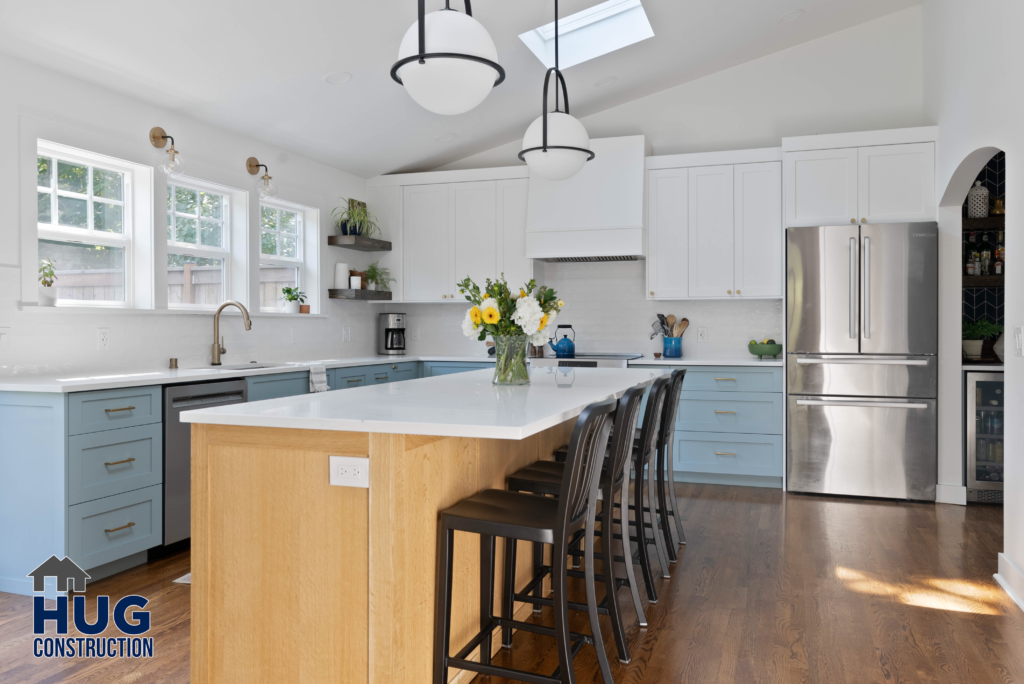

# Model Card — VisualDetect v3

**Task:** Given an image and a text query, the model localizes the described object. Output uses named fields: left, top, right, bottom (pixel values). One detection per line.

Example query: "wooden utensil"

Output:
left=665, top=315, right=677, bottom=328
left=676, top=318, right=690, bottom=337
left=672, top=322, right=682, bottom=337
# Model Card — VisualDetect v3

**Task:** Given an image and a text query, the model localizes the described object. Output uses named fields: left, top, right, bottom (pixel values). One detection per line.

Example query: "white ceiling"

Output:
left=0, top=0, right=919, bottom=178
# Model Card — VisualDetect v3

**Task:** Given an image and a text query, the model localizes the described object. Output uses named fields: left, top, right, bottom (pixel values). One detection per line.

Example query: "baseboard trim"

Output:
left=673, top=471, right=783, bottom=489
left=995, top=553, right=1024, bottom=615
left=936, top=484, right=967, bottom=506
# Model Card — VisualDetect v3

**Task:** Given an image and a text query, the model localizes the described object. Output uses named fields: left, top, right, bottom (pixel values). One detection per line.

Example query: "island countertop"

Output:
left=181, top=366, right=663, bottom=440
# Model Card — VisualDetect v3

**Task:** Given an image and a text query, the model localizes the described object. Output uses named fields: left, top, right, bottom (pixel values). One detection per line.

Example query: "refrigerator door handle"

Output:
left=795, top=399, right=928, bottom=409
left=849, top=237, right=857, bottom=339
left=795, top=358, right=929, bottom=366
left=862, top=236, right=871, bottom=339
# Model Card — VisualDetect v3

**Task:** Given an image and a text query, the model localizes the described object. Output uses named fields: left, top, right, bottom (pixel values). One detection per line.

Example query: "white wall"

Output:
left=0, top=53, right=381, bottom=376
left=438, top=7, right=927, bottom=171
left=923, top=0, right=1024, bottom=611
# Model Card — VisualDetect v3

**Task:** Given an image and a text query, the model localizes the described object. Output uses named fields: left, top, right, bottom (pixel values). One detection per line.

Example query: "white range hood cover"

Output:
left=526, top=135, right=649, bottom=260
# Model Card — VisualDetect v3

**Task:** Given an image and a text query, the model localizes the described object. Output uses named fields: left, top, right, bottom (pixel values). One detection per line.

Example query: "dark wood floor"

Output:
left=1, top=484, right=1021, bottom=683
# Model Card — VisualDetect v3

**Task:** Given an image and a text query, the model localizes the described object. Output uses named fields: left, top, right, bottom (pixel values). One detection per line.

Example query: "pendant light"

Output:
left=391, top=0, right=505, bottom=115
left=518, top=0, right=594, bottom=181
left=246, top=157, right=277, bottom=200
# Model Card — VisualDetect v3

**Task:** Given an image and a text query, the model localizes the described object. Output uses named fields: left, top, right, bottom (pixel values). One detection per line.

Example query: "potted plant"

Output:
left=281, top=287, right=306, bottom=314
left=332, top=198, right=381, bottom=238
left=365, top=260, right=395, bottom=292
left=38, top=258, right=58, bottom=307
left=962, top=319, right=1003, bottom=359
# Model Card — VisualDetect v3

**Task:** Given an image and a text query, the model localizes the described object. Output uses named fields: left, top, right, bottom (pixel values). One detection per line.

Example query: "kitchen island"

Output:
left=182, top=366, right=662, bottom=684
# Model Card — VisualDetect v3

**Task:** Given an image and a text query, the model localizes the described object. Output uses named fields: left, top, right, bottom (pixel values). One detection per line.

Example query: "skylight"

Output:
left=519, top=0, right=655, bottom=70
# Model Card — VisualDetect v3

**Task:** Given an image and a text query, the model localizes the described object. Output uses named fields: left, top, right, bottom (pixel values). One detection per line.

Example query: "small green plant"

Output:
left=366, top=260, right=396, bottom=291
left=38, top=258, right=57, bottom=287
left=281, top=287, right=306, bottom=303
left=332, top=198, right=380, bottom=238
left=962, top=319, right=1003, bottom=340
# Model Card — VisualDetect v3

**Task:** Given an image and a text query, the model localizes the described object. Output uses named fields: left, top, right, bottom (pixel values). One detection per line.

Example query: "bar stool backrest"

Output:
left=659, top=369, right=686, bottom=447
left=557, top=398, right=617, bottom=539
left=637, top=375, right=670, bottom=463
left=608, top=384, right=647, bottom=485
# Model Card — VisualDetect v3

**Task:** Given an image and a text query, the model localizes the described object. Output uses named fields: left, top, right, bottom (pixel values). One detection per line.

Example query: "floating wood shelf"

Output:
left=962, top=216, right=1004, bottom=232
left=327, top=235, right=392, bottom=252
left=963, top=275, right=1004, bottom=287
left=328, top=288, right=392, bottom=301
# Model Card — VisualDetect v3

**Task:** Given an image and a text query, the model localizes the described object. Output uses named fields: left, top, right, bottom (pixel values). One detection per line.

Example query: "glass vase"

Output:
left=492, top=335, right=531, bottom=386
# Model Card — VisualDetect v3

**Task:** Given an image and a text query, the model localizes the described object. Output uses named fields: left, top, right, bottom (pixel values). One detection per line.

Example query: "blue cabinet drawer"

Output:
left=68, top=386, right=161, bottom=435
left=68, top=424, right=163, bottom=505
left=364, top=365, right=394, bottom=384
left=332, top=368, right=368, bottom=390
left=423, top=361, right=492, bottom=377
left=674, top=432, right=783, bottom=477
left=68, top=484, right=163, bottom=570
left=680, top=367, right=783, bottom=393
left=247, top=371, right=310, bottom=402
left=675, top=391, right=783, bottom=434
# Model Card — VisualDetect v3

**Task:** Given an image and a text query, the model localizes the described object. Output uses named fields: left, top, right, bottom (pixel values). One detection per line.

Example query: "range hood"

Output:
left=526, top=135, right=649, bottom=260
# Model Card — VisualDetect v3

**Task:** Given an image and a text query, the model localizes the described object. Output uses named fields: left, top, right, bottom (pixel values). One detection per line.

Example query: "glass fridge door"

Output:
left=966, top=372, right=1004, bottom=500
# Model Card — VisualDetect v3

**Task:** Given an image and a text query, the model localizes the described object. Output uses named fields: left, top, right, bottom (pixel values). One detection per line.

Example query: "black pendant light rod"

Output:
left=391, top=0, right=505, bottom=86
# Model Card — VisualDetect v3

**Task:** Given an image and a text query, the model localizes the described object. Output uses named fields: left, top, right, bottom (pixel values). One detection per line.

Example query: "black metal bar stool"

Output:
left=434, top=398, right=617, bottom=684
left=505, top=384, right=647, bottom=664
left=656, top=369, right=687, bottom=556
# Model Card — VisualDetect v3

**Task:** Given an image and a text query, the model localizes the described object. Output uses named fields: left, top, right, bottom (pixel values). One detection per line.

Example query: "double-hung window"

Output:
left=259, top=203, right=303, bottom=311
left=37, top=151, right=132, bottom=305
left=167, top=183, right=230, bottom=308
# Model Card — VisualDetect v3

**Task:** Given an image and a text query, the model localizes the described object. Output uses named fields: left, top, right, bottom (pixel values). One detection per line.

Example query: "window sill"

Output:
left=18, top=304, right=328, bottom=318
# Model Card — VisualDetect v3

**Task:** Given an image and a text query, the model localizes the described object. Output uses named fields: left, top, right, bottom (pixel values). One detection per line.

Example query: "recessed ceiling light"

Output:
left=594, top=76, right=618, bottom=88
left=779, top=9, right=805, bottom=23
left=436, top=132, right=457, bottom=142
left=323, top=71, right=353, bottom=85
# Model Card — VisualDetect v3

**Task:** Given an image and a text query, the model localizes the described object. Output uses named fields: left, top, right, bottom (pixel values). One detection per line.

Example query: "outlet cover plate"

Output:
left=329, top=455, right=370, bottom=488
left=97, top=327, right=110, bottom=351
left=697, top=327, right=708, bottom=343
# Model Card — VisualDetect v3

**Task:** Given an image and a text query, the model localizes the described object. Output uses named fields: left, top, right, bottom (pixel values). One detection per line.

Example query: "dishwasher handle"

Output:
left=795, top=358, right=928, bottom=366
left=796, top=399, right=928, bottom=410
left=171, top=391, right=246, bottom=409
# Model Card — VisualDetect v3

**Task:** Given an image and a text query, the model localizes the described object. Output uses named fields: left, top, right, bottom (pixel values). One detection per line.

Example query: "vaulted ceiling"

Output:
left=0, top=0, right=918, bottom=178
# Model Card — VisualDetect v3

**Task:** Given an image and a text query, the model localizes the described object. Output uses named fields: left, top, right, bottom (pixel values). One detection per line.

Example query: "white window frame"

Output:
left=36, top=143, right=136, bottom=308
left=166, top=179, right=233, bottom=310
left=258, top=200, right=307, bottom=311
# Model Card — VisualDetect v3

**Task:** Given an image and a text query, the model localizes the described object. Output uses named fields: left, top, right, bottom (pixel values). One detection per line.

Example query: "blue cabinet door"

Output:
left=673, top=431, right=783, bottom=477
left=423, top=361, right=492, bottom=377
left=247, top=371, right=310, bottom=402
left=675, top=391, right=783, bottom=435
left=332, top=368, right=368, bottom=390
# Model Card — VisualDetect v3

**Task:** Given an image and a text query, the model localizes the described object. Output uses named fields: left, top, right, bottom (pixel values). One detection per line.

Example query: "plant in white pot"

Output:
left=962, top=319, right=1003, bottom=360
left=281, top=287, right=306, bottom=314
left=38, top=258, right=58, bottom=307
left=365, top=260, right=395, bottom=292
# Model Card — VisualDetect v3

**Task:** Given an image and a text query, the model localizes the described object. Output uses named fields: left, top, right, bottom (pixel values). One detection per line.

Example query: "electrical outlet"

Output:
left=329, top=455, right=370, bottom=488
left=341, top=326, right=349, bottom=343
left=411, top=327, right=420, bottom=342
left=1015, top=326, right=1023, bottom=357
left=97, top=328, right=110, bottom=351
left=346, top=326, right=354, bottom=342
left=697, top=327, right=708, bottom=343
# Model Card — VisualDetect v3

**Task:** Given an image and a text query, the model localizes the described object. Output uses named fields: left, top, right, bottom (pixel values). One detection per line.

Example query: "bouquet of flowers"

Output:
left=458, top=275, right=564, bottom=385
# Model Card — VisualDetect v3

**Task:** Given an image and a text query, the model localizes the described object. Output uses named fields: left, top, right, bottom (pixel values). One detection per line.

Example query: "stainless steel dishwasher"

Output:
left=164, top=380, right=247, bottom=545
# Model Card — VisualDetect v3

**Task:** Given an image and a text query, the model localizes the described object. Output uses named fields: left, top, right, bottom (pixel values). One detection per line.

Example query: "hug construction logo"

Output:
left=28, top=555, right=154, bottom=660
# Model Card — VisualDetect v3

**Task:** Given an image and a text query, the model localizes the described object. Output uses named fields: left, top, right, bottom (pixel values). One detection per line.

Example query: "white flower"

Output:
left=461, top=309, right=479, bottom=338
left=530, top=311, right=556, bottom=346
left=513, top=295, right=544, bottom=335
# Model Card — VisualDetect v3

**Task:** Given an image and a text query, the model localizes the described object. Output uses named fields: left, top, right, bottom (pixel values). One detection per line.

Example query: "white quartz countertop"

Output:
left=628, top=355, right=783, bottom=367
left=0, top=355, right=495, bottom=393
left=181, top=367, right=664, bottom=440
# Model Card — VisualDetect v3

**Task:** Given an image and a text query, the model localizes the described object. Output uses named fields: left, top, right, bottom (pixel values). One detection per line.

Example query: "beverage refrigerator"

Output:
left=966, top=371, right=1005, bottom=503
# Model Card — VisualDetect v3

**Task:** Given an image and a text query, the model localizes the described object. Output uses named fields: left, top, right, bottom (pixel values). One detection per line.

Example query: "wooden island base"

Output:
left=191, top=420, right=573, bottom=684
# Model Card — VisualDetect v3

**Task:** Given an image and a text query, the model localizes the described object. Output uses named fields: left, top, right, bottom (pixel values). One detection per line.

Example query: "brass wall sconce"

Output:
left=246, top=157, right=277, bottom=199
left=150, top=127, right=184, bottom=178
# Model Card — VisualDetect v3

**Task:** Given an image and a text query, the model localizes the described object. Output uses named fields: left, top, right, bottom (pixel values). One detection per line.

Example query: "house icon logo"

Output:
left=27, top=556, right=91, bottom=593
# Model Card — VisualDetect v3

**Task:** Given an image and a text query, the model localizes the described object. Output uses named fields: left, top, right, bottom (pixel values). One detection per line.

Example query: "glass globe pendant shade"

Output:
left=258, top=175, right=278, bottom=200
left=160, top=148, right=185, bottom=179
left=396, top=10, right=500, bottom=115
left=521, top=112, right=591, bottom=181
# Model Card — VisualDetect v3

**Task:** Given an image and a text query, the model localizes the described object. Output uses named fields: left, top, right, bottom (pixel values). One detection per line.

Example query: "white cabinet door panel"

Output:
left=647, top=169, right=688, bottom=300
left=496, top=179, right=532, bottom=289
left=688, top=165, right=734, bottom=298
left=403, top=184, right=449, bottom=302
left=734, top=162, right=782, bottom=298
left=857, top=143, right=935, bottom=223
left=784, top=148, right=858, bottom=227
left=450, top=181, right=497, bottom=299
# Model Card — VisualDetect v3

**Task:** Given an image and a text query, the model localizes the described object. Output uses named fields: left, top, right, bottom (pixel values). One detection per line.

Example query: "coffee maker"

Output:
left=378, top=313, right=406, bottom=356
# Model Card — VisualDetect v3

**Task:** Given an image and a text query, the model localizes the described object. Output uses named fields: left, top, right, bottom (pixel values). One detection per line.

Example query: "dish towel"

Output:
left=309, top=364, right=329, bottom=392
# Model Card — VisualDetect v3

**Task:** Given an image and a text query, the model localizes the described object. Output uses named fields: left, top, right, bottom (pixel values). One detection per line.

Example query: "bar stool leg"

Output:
left=645, top=459, right=671, bottom=578
left=600, top=482, right=630, bottom=662
left=664, top=443, right=686, bottom=546
left=632, top=458, right=658, bottom=604
left=614, top=478, right=647, bottom=627
left=656, top=446, right=679, bottom=562
left=585, top=505, right=615, bottom=683
left=502, top=536, right=518, bottom=648
left=480, top=534, right=495, bottom=666
left=531, top=541, right=544, bottom=613
left=551, top=541, right=576, bottom=684
left=434, top=525, right=455, bottom=684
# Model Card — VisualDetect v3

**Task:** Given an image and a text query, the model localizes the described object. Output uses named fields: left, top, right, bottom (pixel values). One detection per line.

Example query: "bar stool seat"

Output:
left=442, top=489, right=560, bottom=544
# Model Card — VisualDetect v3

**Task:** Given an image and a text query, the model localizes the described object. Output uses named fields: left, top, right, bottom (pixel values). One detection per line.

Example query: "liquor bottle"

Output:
left=967, top=232, right=978, bottom=275
left=996, top=231, right=1005, bottom=275
left=979, top=232, right=993, bottom=275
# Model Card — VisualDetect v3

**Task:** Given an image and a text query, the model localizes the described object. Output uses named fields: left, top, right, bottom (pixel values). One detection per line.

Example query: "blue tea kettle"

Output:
left=548, top=325, right=576, bottom=358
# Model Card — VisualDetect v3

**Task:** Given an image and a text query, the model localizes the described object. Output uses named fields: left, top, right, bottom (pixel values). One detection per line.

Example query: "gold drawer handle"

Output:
left=104, top=522, right=135, bottom=533
left=347, top=379, right=362, bottom=384
left=714, top=410, right=736, bottom=414
left=392, top=365, right=398, bottom=370
left=375, top=375, right=388, bottom=380
left=713, top=378, right=735, bottom=382
left=104, top=457, right=136, bottom=467
left=105, top=406, right=135, bottom=413
left=714, top=452, right=736, bottom=456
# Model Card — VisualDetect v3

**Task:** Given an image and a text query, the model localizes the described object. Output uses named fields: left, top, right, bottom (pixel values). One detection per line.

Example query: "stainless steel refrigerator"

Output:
left=786, top=222, right=938, bottom=501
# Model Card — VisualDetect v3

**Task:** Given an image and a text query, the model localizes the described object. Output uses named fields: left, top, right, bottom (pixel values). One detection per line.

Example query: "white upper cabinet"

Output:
left=450, top=181, right=497, bottom=296
left=857, top=143, right=936, bottom=223
left=403, top=184, right=450, bottom=302
left=784, top=148, right=859, bottom=227
left=646, top=169, right=688, bottom=300
left=496, top=179, right=532, bottom=289
left=688, top=165, right=735, bottom=298
left=734, top=162, right=783, bottom=298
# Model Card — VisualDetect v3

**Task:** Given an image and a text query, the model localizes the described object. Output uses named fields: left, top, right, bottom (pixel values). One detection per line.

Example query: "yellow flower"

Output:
left=482, top=293, right=489, bottom=300
left=482, top=307, right=500, bottom=325
left=557, top=299, right=564, bottom=308
left=539, top=314, right=548, bottom=329
left=469, top=307, right=482, bottom=325
left=520, top=289, right=527, bottom=298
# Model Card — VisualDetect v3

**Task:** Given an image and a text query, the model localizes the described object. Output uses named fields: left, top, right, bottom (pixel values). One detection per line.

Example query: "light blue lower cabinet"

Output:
left=68, top=484, right=163, bottom=571
left=675, top=391, right=783, bottom=435
left=332, top=368, right=368, bottom=390
left=68, top=423, right=163, bottom=505
left=247, top=371, right=311, bottom=402
left=674, top=432, right=784, bottom=480
left=422, top=361, right=492, bottom=377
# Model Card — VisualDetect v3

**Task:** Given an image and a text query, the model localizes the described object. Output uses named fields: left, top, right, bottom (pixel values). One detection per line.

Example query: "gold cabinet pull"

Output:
left=736, top=289, right=741, bottom=295
left=714, top=452, right=736, bottom=456
left=650, top=291, right=655, bottom=296
left=850, top=218, right=856, bottom=224
left=347, top=379, right=362, bottom=384
left=727, top=290, right=732, bottom=295
left=104, top=522, right=135, bottom=533
left=392, top=365, right=398, bottom=370
left=714, top=410, right=737, bottom=414
left=714, top=377, right=735, bottom=381
left=375, top=375, right=388, bottom=380
left=861, top=218, right=867, bottom=223
left=105, top=406, right=135, bottom=413
left=104, top=457, right=136, bottom=467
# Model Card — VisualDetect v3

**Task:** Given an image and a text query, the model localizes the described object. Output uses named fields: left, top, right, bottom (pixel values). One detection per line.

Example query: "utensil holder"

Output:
left=663, top=336, right=682, bottom=358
